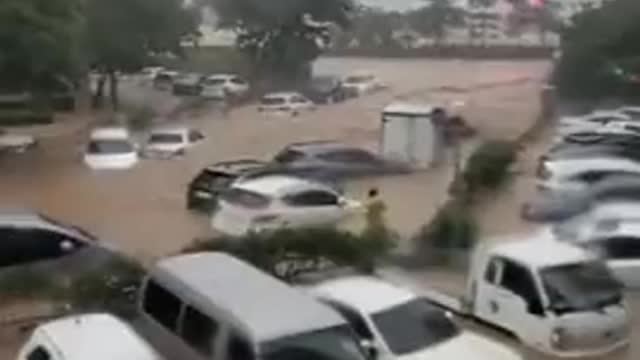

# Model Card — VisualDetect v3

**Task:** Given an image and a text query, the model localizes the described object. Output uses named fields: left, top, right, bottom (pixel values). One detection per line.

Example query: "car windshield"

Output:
left=344, top=76, right=371, bottom=83
left=205, top=78, right=226, bottom=86
left=221, top=188, right=271, bottom=208
left=541, top=261, right=623, bottom=313
left=372, top=299, right=460, bottom=355
left=261, top=97, right=286, bottom=105
left=194, top=170, right=236, bottom=189
left=263, top=325, right=366, bottom=360
left=149, top=133, right=183, bottom=144
left=87, top=139, right=134, bottom=154
left=274, top=149, right=305, bottom=164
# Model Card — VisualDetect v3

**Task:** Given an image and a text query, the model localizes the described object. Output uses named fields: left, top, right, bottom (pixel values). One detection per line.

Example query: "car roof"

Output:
left=233, top=175, right=329, bottom=197
left=205, top=159, right=267, bottom=174
left=152, top=252, right=346, bottom=342
left=383, top=102, right=437, bottom=115
left=37, top=313, right=159, bottom=360
left=206, top=74, right=237, bottom=80
left=490, top=234, right=592, bottom=269
left=546, top=157, right=640, bottom=175
left=284, top=141, right=360, bottom=155
left=310, top=276, right=416, bottom=314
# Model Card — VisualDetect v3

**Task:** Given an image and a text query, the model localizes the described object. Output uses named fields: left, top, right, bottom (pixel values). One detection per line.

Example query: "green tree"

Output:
left=0, top=0, right=83, bottom=98
left=408, top=0, right=464, bottom=46
left=554, top=0, right=640, bottom=98
left=86, top=0, right=199, bottom=109
left=208, top=0, right=355, bottom=84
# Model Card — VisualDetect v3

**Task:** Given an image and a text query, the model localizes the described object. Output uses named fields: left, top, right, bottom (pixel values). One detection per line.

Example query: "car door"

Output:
left=281, top=190, right=343, bottom=227
left=492, top=258, right=551, bottom=348
left=592, top=236, right=640, bottom=288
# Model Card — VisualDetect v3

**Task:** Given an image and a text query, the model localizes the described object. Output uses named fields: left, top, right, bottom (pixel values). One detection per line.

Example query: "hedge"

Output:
left=0, top=110, right=54, bottom=126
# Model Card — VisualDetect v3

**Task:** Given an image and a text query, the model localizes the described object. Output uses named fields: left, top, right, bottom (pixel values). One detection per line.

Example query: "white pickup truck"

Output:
left=460, top=235, right=630, bottom=358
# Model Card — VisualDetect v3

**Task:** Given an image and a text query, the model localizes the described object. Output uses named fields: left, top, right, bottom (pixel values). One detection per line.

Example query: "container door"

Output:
left=381, top=114, right=410, bottom=163
left=411, top=116, right=436, bottom=169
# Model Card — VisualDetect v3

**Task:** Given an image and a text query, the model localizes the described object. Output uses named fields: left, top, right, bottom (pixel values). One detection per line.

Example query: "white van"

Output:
left=17, top=313, right=162, bottom=360
left=137, top=252, right=369, bottom=360
left=466, top=235, right=630, bottom=357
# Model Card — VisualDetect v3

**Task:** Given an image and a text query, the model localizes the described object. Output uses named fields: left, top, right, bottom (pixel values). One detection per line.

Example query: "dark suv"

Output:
left=186, top=159, right=267, bottom=212
left=0, top=211, right=119, bottom=285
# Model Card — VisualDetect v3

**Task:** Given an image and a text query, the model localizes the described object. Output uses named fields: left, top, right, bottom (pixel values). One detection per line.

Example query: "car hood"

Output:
left=398, top=332, right=522, bottom=360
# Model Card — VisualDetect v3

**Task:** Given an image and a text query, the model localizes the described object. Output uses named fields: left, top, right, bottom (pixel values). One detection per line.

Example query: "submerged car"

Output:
left=84, top=127, right=138, bottom=170
left=201, top=74, right=250, bottom=100
left=0, top=129, right=37, bottom=153
left=172, top=73, right=205, bottom=96
left=186, top=159, right=268, bottom=212
left=271, top=141, right=411, bottom=181
left=301, top=76, right=349, bottom=104
left=143, top=126, right=205, bottom=159
left=258, top=92, right=315, bottom=116
left=341, top=72, right=384, bottom=96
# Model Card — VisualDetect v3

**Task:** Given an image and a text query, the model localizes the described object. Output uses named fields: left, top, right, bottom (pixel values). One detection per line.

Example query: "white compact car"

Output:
left=143, top=126, right=205, bottom=159
left=309, top=277, right=523, bottom=360
left=537, top=157, right=640, bottom=194
left=342, top=72, right=384, bottom=96
left=17, top=313, right=163, bottom=360
left=211, top=175, right=359, bottom=236
left=201, top=74, right=249, bottom=99
left=0, top=129, right=37, bottom=153
left=84, top=127, right=138, bottom=170
left=258, top=92, right=315, bottom=116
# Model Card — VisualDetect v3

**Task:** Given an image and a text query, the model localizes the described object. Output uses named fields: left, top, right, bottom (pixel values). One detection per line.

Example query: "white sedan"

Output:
left=84, top=127, right=138, bottom=170
left=211, top=175, right=359, bottom=236
left=308, top=277, right=522, bottom=360
left=0, top=129, right=37, bottom=153
left=142, top=126, right=205, bottom=159
left=258, top=92, right=315, bottom=116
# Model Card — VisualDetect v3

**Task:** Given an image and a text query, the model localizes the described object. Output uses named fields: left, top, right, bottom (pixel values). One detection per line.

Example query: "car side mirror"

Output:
left=360, top=339, right=378, bottom=359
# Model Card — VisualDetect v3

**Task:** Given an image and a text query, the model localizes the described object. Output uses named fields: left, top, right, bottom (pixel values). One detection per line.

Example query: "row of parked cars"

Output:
left=13, top=241, right=524, bottom=360
left=468, top=104, right=640, bottom=357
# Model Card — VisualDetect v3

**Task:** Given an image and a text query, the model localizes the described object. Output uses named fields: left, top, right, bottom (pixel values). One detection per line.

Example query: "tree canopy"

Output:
left=208, top=0, right=355, bottom=82
left=0, top=0, right=84, bottom=92
left=554, top=0, right=640, bottom=98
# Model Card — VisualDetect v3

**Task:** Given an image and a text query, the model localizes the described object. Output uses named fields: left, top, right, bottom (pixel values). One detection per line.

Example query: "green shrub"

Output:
left=417, top=201, right=478, bottom=251
left=462, top=140, right=517, bottom=196
left=183, top=226, right=395, bottom=282
left=0, top=109, right=54, bottom=126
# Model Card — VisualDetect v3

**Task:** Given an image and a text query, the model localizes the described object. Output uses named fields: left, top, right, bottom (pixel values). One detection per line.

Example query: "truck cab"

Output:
left=465, top=234, right=630, bottom=358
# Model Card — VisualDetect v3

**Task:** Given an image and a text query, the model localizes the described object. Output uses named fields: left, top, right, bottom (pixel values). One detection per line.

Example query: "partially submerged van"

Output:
left=465, top=235, right=630, bottom=357
left=137, top=252, right=369, bottom=360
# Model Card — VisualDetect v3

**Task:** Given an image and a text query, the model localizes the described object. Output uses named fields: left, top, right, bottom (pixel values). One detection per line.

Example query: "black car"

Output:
left=186, top=159, right=268, bottom=212
left=270, top=141, right=411, bottom=182
left=301, top=76, right=349, bottom=104
left=0, top=211, right=121, bottom=286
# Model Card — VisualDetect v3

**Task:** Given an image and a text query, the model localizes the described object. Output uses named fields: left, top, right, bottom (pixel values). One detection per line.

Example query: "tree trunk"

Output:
left=108, top=70, right=119, bottom=110
left=93, top=74, right=107, bottom=109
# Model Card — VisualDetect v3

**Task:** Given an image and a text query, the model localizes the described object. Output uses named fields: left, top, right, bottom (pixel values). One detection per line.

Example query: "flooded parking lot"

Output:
left=0, top=58, right=548, bottom=261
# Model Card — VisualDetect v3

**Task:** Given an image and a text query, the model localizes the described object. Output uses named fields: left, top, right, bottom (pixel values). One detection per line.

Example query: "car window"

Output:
left=149, top=133, right=183, bottom=144
left=228, top=332, right=255, bottom=360
left=0, top=228, right=84, bottom=268
left=320, top=150, right=379, bottom=163
left=595, top=236, right=640, bottom=259
left=484, top=258, right=501, bottom=283
left=574, top=171, right=608, bottom=183
left=499, top=260, right=544, bottom=315
left=230, top=78, right=246, bottom=85
left=261, top=97, right=286, bottom=105
left=283, top=190, right=339, bottom=207
left=292, top=95, right=307, bottom=103
left=274, top=149, right=306, bottom=164
left=87, top=139, right=134, bottom=154
left=221, top=188, right=271, bottom=209
left=142, top=280, right=183, bottom=331
left=325, top=300, right=374, bottom=340
left=181, top=305, right=219, bottom=356
left=189, top=130, right=204, bottom=143
left=26, top=347, right=51, bottom=360
left=193, top=170, right=235, bottom=190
